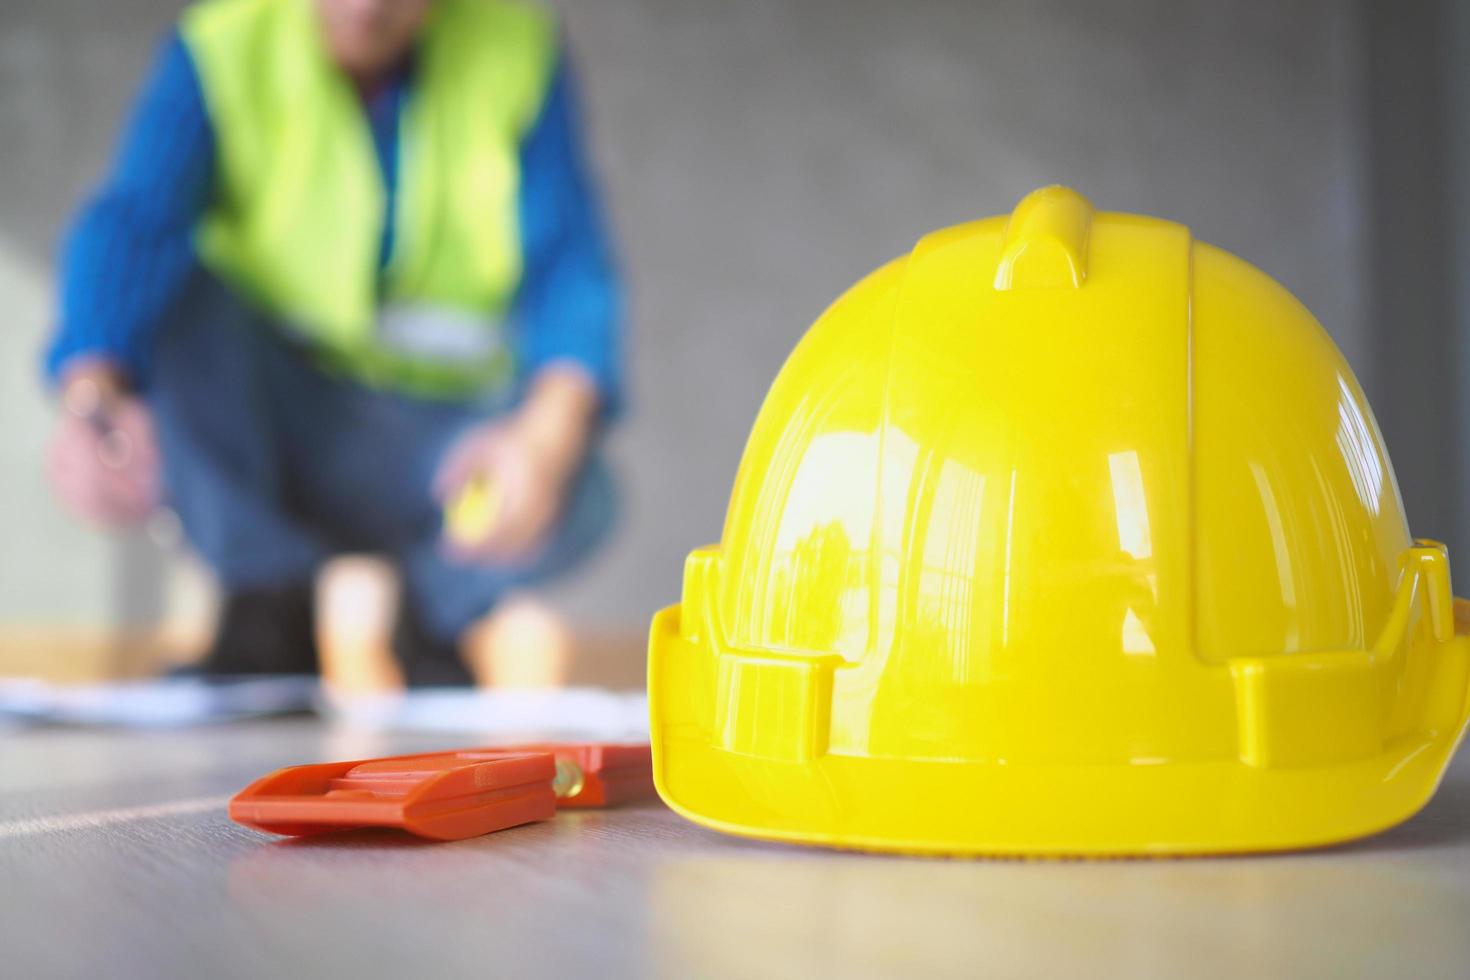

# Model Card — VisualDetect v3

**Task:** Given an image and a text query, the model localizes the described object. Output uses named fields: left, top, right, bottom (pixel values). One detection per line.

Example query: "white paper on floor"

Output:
left=324, top=687, right=649, bottom=741
left=0, top=677, right=648, bottom=739
left=0, top=676, right=319, bottom=728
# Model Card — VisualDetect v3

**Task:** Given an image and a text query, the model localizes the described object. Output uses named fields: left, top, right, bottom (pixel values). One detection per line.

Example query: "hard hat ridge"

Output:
left=992, top=184, right=1093, bottom=290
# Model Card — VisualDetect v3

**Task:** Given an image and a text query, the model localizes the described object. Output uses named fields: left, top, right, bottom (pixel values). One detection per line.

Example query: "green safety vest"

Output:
left=180, top=0, right=557, bottom=398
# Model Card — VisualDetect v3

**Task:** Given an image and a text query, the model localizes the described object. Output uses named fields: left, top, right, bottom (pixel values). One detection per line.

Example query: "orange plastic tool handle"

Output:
left=229, top=743, right=655, bottom=842
left=229, top=750, right=557, bottom=841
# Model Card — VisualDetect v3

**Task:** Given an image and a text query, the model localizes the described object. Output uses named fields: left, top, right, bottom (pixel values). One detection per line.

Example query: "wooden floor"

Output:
left=3, top=719, right=1470, bottom=978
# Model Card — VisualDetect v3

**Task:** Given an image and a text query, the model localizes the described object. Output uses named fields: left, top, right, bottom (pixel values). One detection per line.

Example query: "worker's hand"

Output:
left=46, top=359, right=161, bottom=526
left=434, top=363, right=600, bottom=564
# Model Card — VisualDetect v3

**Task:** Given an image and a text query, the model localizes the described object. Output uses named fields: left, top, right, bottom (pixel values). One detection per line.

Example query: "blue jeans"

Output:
left=146, top=273, right=616, bottom=642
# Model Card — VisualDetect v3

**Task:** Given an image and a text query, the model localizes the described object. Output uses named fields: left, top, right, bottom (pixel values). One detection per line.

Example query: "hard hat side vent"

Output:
left=993, top=185, right=1094, bottom=290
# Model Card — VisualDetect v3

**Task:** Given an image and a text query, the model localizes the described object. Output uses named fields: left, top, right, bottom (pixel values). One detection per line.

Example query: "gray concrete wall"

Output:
left=1448, top=0, right=1470, bottom=570
left=1360, top=0, right=1463, bottom=582
left=0, top=0, right=1373, bottom=627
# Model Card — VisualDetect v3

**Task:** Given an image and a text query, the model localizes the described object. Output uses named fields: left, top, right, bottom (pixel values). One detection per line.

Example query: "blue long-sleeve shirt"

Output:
left=48, top=30, right=622, bottom=412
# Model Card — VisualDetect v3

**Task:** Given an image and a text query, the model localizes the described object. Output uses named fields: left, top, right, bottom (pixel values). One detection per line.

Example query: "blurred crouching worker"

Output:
left=43, top=0, right=622, bottom=685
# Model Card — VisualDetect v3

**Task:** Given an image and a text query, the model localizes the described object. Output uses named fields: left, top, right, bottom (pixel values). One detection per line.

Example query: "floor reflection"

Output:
left=644, top=784, right=1470, bottom=979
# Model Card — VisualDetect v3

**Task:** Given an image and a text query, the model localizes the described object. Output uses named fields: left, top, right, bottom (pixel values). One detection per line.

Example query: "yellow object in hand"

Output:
left=445, top=476, right=503, bottom=547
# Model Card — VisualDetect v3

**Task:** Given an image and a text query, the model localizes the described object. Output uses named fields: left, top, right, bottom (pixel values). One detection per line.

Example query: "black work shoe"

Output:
left=200, top=582, right=320, bottom=676
left=392, top=590, right=474, bottom=688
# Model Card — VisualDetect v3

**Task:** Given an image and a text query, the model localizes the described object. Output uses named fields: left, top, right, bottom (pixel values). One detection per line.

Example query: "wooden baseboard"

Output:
left=0, top=626, right=197, bottom=683
left=0, top=623, right=646, bottom=690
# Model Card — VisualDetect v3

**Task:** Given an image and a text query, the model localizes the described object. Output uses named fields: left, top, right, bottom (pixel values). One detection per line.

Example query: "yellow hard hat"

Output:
left=648, top=185, right=1470, bottom=856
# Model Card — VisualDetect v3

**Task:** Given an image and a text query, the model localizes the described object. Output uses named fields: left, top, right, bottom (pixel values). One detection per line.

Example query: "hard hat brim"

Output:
left=648, top=606, right=1470, bottom=857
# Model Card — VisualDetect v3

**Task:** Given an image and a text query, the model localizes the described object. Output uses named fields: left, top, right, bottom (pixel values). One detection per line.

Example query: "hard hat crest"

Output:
left=992, top=184, right=1093, bottom=290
